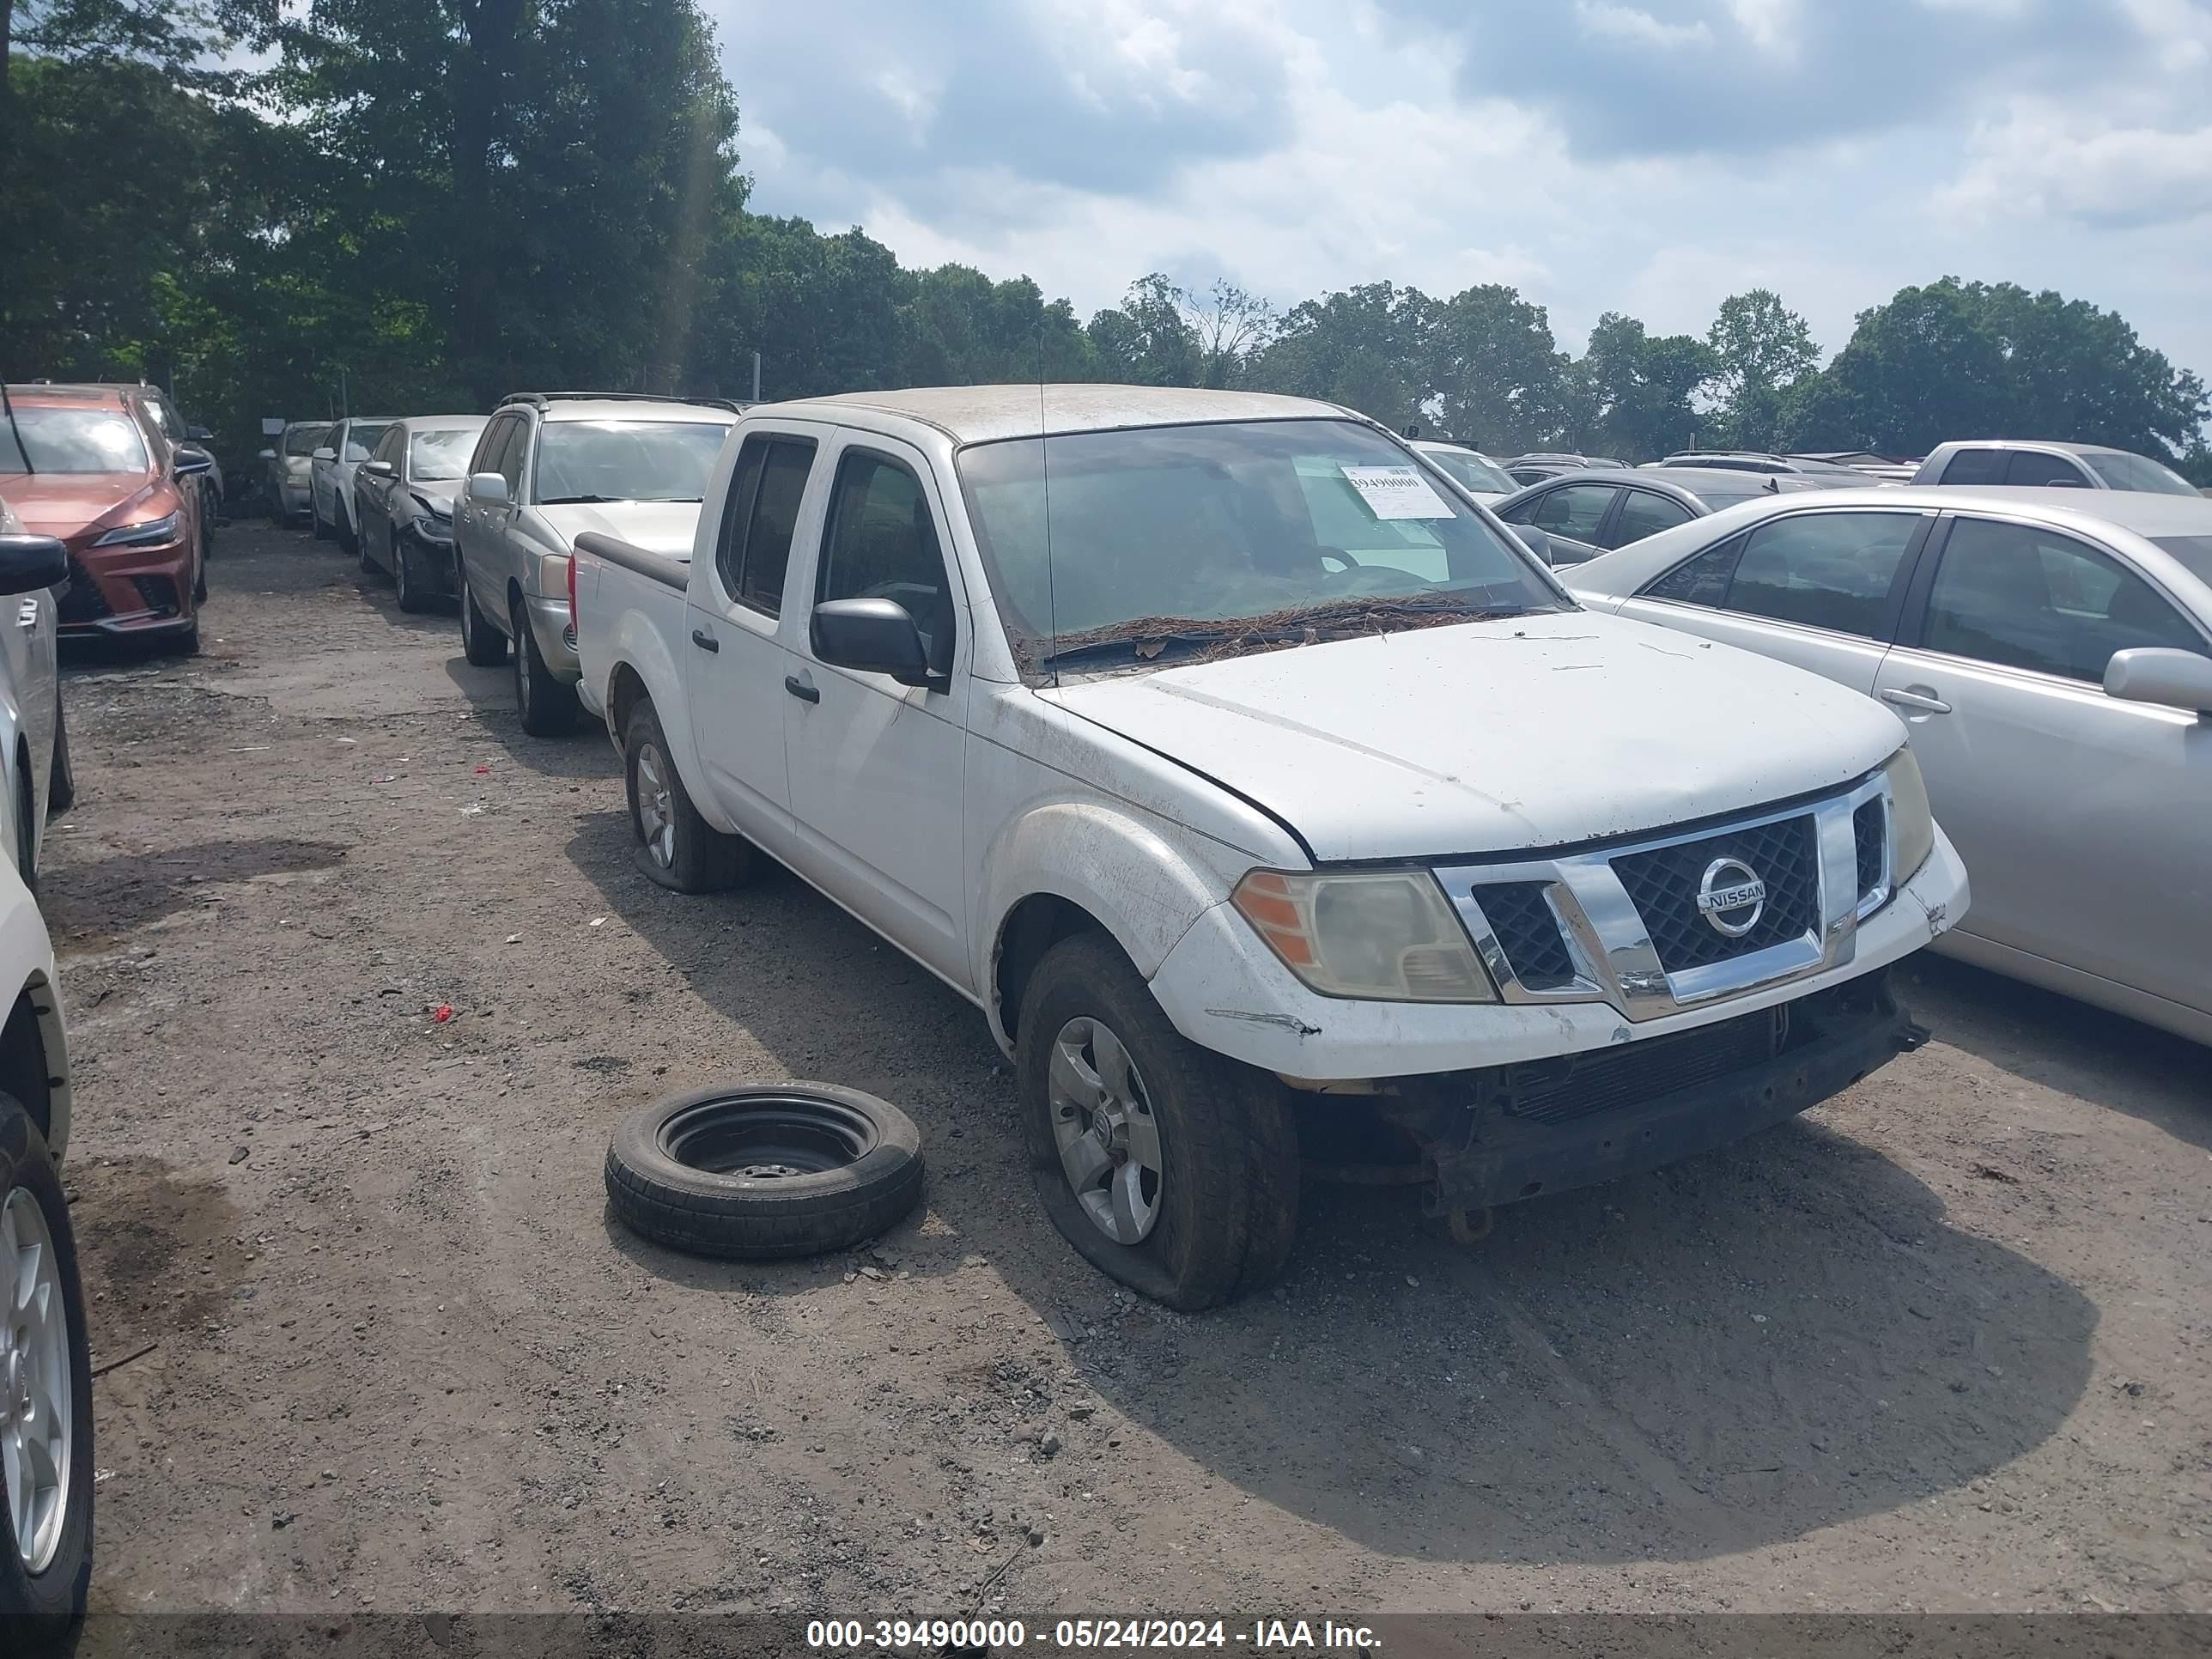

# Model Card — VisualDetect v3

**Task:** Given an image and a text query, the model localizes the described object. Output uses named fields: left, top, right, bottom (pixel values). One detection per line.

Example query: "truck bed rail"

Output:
left=573, top=532, right=688, bottom=591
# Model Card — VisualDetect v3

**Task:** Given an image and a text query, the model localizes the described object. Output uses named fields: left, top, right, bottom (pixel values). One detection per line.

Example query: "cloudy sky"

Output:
left=703, top=0, right=2212, bottom=377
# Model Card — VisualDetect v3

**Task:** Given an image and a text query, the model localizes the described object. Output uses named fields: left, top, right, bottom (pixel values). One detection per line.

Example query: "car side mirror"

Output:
left=258, top=447, right=276, bottom=461
left=0, top=533, right=69, bottom=598
left=1509, top=526, right=1554, bottom=565
left=187, top=425, right=212, bottom=441
left=2106, top=647, right=2212, bottom=716
left=466, top=471, right=510, bottom=506
left=811, top=598, right=933, bottom=687
left=362, top=459, right=396, bottom=478
left=175, top=444, right=216, bottom=477
left=313, top=446, right=337, bottom=461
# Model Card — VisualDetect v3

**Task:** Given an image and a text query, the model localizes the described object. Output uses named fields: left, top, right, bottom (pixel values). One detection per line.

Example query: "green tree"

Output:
left=1250, top=281, right=1433, bottom=430
left=897, top=265, right=1093, bottom=386
left=1429, top=284, right=1570, bottom=453
left=1086, top=274, right=1200, bottom=386
left=1778, top=276, right=2208, bottom=461
left=1574, top=312, right=1715, bottom=459
left=1707, top=289, right=1818, bottom=451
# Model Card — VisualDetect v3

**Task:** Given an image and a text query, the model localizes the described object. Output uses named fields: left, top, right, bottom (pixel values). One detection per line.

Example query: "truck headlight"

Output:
left=1884, top=747, right=1934, bottom=884
left=1231, top=869, right=1498, bottom=1003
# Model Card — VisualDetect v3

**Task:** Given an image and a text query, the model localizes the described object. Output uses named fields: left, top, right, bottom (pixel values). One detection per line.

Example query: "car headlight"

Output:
left=92, top=512, right=179, bottom=548
left=1231, top=868, right=1498, bottom=1002
left=1883, top=746, right=1934, bottom=884
left=412, top=495, right=453, bottom=538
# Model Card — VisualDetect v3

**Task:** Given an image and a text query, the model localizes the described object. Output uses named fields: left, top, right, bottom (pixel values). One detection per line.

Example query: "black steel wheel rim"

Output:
left=660, top=1093, right=880, bottom=1180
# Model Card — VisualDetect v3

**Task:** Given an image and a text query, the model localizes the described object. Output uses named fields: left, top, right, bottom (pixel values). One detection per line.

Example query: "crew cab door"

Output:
left=781, top=431, right=973, bottom=988
left=683, top=421, right=830, bottom=856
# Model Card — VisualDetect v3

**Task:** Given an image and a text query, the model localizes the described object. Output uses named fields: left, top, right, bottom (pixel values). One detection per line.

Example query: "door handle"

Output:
left=690, top=629, right=720, bottom=653
left=784, top=674, right=819, bottom=704
left=1881, top=686, right=1951, bottom=714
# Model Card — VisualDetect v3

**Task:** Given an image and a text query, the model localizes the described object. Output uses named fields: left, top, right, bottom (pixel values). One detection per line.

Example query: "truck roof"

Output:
left=757, top=383, right=1350, bottom=445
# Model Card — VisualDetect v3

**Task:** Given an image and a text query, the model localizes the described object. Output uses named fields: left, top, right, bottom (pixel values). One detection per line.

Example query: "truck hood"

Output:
left=538, top=501, right=702, bottom=557
left=0, top=471, right=161, bottom=538
left=1048, top=610, right=1905, bottom=860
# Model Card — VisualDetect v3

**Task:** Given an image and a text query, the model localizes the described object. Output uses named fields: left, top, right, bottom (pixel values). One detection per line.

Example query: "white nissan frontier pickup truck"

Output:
left=569, top=385, right=1969, bottom=1309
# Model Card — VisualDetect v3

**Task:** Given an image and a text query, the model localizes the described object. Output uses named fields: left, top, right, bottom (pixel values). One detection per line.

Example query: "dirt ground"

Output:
left=40, top=519, right=2210, bottom=1620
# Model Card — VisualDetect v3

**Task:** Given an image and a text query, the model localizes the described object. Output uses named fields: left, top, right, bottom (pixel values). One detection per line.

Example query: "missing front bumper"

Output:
left=1380, top=968, right=1925, bottom=1215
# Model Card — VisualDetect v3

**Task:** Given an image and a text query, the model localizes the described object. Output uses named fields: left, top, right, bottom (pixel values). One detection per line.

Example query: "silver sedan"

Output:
left=1562, top=485, right=2212, bottom=1045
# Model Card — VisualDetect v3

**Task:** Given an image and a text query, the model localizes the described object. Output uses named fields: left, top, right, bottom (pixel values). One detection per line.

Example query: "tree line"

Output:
left=4, top=0, right=2207, bottom=480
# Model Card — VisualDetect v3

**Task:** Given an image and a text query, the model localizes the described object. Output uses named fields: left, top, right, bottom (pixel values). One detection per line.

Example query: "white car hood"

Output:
left=538, top=501, right=702, bottom=557
left=1048, top=610, right=1905, bottom=860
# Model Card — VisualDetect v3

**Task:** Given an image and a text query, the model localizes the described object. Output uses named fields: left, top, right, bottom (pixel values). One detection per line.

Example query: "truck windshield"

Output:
left=0, top=406, right=150, bottom=474
left=957, top=417, right=1567, bottom=671
left=533, top=420, right=729, bottom=504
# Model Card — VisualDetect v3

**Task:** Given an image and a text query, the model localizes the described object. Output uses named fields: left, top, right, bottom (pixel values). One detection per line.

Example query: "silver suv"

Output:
left=452, top=392, right=739, bottom=735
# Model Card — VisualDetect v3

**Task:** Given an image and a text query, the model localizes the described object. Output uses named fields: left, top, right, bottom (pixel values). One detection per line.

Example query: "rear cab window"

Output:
left=714, top=433, right=817, bottom=617
left=1936, top=447, right=2009, bottom=486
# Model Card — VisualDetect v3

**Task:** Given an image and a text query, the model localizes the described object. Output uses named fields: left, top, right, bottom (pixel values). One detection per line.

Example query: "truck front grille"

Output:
left=1472, top=881, right=1577, bottom=991
left=1610, top=813, right=1820, bottom=974
left=1853, top=799, right=1886, bottom=900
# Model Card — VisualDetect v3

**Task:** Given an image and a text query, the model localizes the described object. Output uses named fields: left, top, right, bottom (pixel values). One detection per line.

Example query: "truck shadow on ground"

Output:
left=568, top=808, right=2097, bottom=1566
left=1896, top=953, right=2209, bottom=1152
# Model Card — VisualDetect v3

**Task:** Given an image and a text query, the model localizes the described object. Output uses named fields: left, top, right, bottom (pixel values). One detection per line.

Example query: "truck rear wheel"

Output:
left=1016, top=931, right=1300, bottom=1310
left=623, top=702, right=750, bottom=893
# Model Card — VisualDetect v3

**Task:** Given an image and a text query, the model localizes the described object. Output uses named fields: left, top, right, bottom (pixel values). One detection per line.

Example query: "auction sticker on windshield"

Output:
left=1340, top=465, right=1454, bottom=520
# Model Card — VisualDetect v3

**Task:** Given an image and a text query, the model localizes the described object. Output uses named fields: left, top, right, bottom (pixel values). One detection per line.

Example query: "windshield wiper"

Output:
left=1035, top=595, right=1531, bottom=672
left=1036, top=626, right=1242, bottom=670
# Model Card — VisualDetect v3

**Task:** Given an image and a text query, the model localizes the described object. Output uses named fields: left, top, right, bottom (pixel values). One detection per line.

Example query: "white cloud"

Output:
left=1572, top=2, right=1714, bottom=48
left=1947, top=101, right=2212, bottom=228
left=707, top=0, right=2212, bottom=383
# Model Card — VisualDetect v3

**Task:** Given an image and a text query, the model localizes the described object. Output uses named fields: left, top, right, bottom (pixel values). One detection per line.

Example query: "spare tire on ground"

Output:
left=605, top=1083, right=923, bottom=1259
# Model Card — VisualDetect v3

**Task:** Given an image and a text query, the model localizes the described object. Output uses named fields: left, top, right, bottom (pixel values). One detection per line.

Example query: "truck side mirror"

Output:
left=466, top=471, right=510, bottom=506
left=0, top=533, right=70, bottom=597
left=811, top=598, right=933, bottom=687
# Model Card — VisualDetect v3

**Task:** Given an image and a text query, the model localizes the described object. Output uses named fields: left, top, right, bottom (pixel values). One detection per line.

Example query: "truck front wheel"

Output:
left=623, top=702, right=750, bottom=894
left=1016, top=932, right=1300, bottom=1310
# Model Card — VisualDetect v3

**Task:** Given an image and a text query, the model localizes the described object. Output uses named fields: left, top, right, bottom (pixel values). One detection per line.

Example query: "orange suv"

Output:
left=0, top=384, right=210, bottom=652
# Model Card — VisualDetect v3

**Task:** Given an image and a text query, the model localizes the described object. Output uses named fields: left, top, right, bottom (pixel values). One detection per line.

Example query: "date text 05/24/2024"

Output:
left=805, top=1618, right=1382, bottom=1650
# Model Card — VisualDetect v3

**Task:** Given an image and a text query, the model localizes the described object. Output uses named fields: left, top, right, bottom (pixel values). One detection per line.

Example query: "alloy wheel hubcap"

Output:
left=635, top=743, right=676, bottom=867
left=1047, top=1016, right=1163, bottom=1245
left=0, top=1186, right=71, bottom=1573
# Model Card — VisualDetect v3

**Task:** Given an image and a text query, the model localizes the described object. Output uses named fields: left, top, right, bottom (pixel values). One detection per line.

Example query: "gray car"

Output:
left=1562, top=485, right=2212, bottom=1043
left=453, top=392, right=739, bottom=736
left=352, top=415, right=488, bottom=612
left=1493, top=466, right=1850, bottom=566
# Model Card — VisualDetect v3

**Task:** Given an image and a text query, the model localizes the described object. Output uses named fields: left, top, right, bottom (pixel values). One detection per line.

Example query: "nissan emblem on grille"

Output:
left=1696, top=856, right=1767, bottom=938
